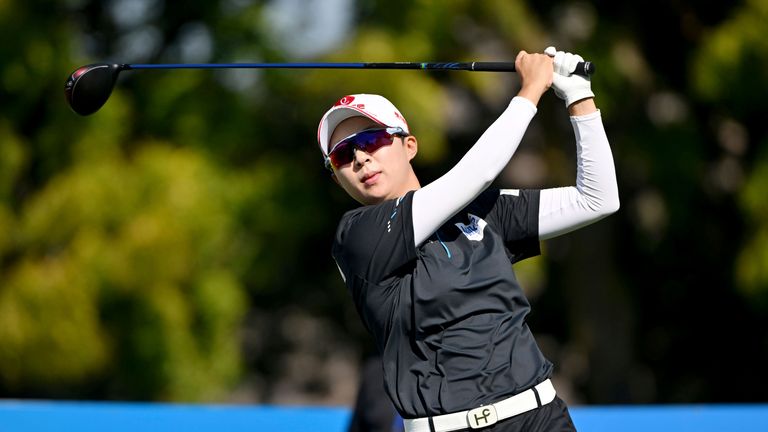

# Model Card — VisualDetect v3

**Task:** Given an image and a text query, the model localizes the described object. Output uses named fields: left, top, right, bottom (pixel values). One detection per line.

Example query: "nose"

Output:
left=352, top=147, right=371, bottom=166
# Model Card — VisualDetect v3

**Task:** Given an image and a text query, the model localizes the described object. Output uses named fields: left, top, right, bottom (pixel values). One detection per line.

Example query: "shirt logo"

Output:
left=455, top=213, right=487, bottom=241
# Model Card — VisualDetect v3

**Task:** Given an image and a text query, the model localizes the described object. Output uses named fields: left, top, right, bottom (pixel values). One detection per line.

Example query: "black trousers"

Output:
left=478, top=397, right=577, bottom=432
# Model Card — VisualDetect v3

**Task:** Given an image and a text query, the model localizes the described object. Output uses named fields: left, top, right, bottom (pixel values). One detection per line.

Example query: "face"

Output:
left=328, top=117, right=419, bottom=205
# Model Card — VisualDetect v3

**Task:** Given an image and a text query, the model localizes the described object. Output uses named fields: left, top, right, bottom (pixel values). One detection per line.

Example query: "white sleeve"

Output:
left=411, top=96, right=537, bottom=246
left=538, top=110, right=620, bottom=240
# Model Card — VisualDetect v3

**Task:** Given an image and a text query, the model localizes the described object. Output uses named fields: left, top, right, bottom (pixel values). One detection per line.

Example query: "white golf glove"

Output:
left=545, top=46, right=594, bottom=107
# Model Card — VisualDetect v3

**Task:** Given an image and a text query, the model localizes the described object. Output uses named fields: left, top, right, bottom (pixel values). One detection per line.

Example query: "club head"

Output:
left=65, top=63, right=123, bottom=116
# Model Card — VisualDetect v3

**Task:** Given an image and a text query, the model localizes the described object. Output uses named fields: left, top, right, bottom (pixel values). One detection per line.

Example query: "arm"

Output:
left=411, top=51, right=552, bottom=246
left=537, top=49, right=620, bottom=240
left=538, top=99, right=620, bottom=240
left=412, top=97, right=536, bottom=245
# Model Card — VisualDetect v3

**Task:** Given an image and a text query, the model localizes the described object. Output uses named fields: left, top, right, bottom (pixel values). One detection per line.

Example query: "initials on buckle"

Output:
left=467, top=405, right=498, bottom=429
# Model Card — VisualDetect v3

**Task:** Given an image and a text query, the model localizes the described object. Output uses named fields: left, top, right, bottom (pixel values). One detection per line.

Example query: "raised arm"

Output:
left=538, top=49, right=619, bottom=240
left=411, top=51, right=552, bottom=246
left=538, top=99, right=620, bottom=239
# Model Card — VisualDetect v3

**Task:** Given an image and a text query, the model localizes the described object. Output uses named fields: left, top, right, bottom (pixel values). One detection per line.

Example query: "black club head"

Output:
left=65, top=63, right=123, bottom=116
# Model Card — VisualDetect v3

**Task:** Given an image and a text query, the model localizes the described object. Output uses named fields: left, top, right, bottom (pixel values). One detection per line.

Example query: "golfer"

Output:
left=317, top=48, right=619, bottom=432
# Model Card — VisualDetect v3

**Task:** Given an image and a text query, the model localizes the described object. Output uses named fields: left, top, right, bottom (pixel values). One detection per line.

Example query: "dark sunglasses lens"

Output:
left=328, top=141, right=354, bottom=168
left=329, top=129, right=395, bottom=169
left=357, top=131, right=392, bottom=152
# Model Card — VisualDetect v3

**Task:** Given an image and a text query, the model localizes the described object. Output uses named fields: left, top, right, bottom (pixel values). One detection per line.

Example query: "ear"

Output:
left=403, top=135, right=418, bottom=161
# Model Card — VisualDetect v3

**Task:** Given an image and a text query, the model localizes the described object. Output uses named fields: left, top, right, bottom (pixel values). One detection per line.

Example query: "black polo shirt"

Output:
left=332, top=188, right=552, bottom=419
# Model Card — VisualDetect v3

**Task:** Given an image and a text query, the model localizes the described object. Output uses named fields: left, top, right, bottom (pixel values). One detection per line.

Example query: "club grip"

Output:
left=472, top=61, right=595, bottom=76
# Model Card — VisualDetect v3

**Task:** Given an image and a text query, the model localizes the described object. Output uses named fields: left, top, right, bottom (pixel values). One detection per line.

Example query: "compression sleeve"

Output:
left=538, top=110, right=620, bottom=240
left=411, top=97, right=538, bottom=247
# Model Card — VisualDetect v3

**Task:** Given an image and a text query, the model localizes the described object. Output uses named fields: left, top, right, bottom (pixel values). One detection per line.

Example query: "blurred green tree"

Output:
left=691, top=0, right=768, bottom=304
left=1, top=144, right=252, bottom=400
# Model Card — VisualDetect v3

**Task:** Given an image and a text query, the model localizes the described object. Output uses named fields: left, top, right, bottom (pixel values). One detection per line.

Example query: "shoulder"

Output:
left=467, top=188, right=529, bottom=213
left=339, top=193, right=413, bottom=225
left=489, top=188, right=541, bottom=208
left=335, top=200, right=391, bottom=235
left=332, top=192, right=418, bottom=282
left=334, top=193, right=414, bottom=246
left=467, top=188, right=541, bottom=239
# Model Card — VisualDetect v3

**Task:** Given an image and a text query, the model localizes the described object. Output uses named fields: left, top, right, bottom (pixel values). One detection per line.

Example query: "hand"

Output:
left=514, top=50, right=553, bottom=106
left=545, top=46, right=595, bottom=108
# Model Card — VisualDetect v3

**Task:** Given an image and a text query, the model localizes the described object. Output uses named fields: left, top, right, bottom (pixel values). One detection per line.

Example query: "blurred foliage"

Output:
left=691, top=0, right=768, bottom=304
left=0, top=0, right=766, bottom=404
left=1, top=143, right=252, bottom=400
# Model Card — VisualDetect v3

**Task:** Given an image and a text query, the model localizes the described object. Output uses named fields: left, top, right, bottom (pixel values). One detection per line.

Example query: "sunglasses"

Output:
left=325, top=127, right=407, bottom=171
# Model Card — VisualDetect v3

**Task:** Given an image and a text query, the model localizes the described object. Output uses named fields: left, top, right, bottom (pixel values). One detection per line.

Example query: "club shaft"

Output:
left=123, top=61, right=595, bottom=75
left=125, top=62, right=505, bottom=71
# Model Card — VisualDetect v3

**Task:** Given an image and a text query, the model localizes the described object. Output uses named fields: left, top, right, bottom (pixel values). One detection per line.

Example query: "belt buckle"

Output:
left=467, top=405, right=498, bottom=429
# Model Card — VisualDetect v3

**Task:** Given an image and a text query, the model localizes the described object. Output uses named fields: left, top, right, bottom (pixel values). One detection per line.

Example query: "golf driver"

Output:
left=65, top=60, right=595, bottom=116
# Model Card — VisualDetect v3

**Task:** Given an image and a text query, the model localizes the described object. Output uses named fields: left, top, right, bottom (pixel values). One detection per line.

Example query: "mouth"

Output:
left=361, top=171, right=381, bottom=186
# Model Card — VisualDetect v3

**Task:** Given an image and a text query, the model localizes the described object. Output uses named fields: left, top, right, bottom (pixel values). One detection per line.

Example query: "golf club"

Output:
left=65, top=60, right=595, bottom=116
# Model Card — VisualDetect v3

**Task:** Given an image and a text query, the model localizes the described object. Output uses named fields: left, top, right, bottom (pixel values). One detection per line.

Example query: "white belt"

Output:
left=403, top=379, right=556, bottom=432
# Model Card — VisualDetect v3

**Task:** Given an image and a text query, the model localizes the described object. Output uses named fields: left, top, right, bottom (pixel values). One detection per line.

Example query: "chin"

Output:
left=355, top=184, right=384, bottom=202
left=358, top=191, right=389, bottom=205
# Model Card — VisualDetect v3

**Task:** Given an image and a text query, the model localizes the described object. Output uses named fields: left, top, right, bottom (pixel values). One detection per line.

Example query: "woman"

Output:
left=317, top=48, right=619, bottom=432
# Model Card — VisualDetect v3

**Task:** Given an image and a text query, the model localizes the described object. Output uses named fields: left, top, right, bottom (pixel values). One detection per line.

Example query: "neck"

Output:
left=376, top=171, right=421, bottom=205
left=396, top=169, right=421, bottom=197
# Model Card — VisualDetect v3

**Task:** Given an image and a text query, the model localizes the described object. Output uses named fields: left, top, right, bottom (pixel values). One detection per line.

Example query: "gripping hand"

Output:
left=545, top=46, right=594, bottom=107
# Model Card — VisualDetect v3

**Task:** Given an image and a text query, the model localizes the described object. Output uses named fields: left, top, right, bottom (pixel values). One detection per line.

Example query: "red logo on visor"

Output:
left=335, top=95, right=356, bottom=106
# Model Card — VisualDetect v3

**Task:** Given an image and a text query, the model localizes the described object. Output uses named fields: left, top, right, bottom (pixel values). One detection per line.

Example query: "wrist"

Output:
left=517, top=84, right=547, bottom=106
left=568, top=97, right=596, bottom=115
